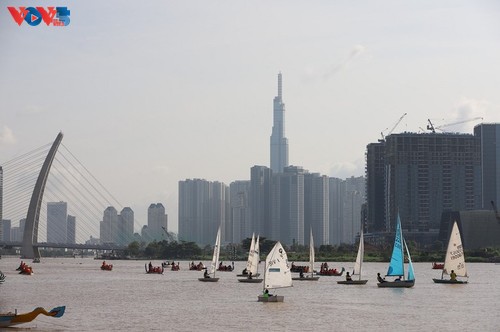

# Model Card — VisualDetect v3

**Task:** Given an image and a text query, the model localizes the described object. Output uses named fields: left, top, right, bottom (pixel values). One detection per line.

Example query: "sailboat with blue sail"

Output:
left=377, top=213, right=415, bottom=288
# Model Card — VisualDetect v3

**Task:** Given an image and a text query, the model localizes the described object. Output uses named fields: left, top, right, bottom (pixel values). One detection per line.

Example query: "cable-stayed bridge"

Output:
left=0, top=132, right=151, bottom=258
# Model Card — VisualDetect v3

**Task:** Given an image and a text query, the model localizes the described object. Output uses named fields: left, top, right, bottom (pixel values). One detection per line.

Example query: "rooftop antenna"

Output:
left=278, top=72, right=282, bottom=99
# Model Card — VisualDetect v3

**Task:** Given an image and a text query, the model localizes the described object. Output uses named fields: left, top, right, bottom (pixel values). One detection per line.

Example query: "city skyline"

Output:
left=1, top=1, right=500, bottom=233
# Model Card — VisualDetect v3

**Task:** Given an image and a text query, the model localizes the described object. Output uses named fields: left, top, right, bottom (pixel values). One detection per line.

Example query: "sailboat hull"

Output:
left=377, top=280, right=414, bottom=288
left=237, top=273, right=260, bottom=277
left=432, top=278, right=467, bottom=284
left=198, top=278, right=219, bottom=282
left=257, top=295, right=284, bottom=302
left=292, top=276, right=319, bottom=281
left=238, top=278, right=263, bottom=283
left=337, top=280, right=368, bottom=285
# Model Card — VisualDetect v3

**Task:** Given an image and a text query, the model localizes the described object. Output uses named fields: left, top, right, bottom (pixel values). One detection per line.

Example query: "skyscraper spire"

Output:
left=270, top=72, right=289, bottom=173
left=278, top=72, right=282, bottom=100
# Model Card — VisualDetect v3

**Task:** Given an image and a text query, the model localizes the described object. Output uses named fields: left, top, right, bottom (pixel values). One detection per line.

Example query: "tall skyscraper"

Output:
left=178, top=179, right=229, bottom=245
left=2, top=219, right=11, bottom=241
left=100, top=206, right=118, bottom=244
left=304, top=173, right=329, bottom=246
left=67, top=215, right=76, bottom=244
left=270, top=72, right=289, bottom=174
left=474, top=123, right=500, bottom=209
left=47, top=202, right=67, bottom=243
left=366, top=132, right=482, bottom=245
left=148, top=203, right=168, bottom=241
left=250, top=166, right=272, bottom=239
left=229, top=180, right=250, bottom=244
left=119, top=207, right=134, bottom=245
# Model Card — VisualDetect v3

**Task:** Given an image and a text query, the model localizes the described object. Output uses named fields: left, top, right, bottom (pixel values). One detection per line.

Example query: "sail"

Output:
left=443, top=221, right=467, bottom=277
left=309, top=229, right=315, bottom=275
left=386, top=214, right=404, bottom=277
left=264, top=241, right=292, bottom=290
left=353, top=228, right=364, bottom=279
left=404, top=239, right=415, bottom=281
left=251, top=235, right=260, bottom=275
left=210, top=227, right=221, bottom=276
left=246, top=233, right=256, bottom=274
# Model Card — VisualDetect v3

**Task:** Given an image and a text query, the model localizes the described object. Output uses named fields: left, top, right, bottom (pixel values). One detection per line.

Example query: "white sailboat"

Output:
left=198, top=226, right=221, bottom=282
left=337, top=227, right=368, bottom=285
left=239, top=235, right=263, bottom=283
left=257, top=241, right=292, bottom=302
left=293, top=229, right=319, bottom=281
left=433, top=221, right=468, bottom=284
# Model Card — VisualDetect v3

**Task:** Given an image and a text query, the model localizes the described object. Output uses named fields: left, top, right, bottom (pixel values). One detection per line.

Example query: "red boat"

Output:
left=318, top=263, right=344, bottom=276
left=189, top=262, right=205, bottom=271
left=17, top=262, right=33, bottom=275
left=100, top=261, right=113, bottom=271
left=145, top=263, right=164, bottom=274
left=432, top=262, right=444, bottom=269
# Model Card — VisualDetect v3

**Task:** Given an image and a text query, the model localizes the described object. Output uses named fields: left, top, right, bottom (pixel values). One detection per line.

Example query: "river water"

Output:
left=0, top=257, right=498, bottom=331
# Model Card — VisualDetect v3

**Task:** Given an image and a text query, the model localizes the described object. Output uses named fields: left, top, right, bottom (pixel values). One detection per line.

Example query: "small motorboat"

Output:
left=432, top=262, right=444, bottom=269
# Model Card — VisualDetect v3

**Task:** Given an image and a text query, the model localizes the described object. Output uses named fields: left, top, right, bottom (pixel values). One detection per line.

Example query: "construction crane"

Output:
left=427, top=117, right=483, bottom=133
left=380, top=113, right=407, bottom=142
left=491, top=201, right=500, bottom=223
left=161, top=226, right=176, bottom=242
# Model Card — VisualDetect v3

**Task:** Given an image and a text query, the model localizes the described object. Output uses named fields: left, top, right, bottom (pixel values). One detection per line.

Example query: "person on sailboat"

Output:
left=248, top=272, right=253, bottom=279
left=377, top=273, right=386, bottom=283
left=450, top=270, right=457, bottom=281
left=263, top=289, right=271, bottom=298
left=203, top=269, right=210, bottom=278
left=345, top=272, right=352, bottom=281
left=395, top=276, right=401, bottom=281
left=299, top=270, right=304, bottom=278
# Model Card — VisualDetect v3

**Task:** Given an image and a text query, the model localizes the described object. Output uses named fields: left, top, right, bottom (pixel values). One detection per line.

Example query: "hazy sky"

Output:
left=1, top=1, right=499, bottom=233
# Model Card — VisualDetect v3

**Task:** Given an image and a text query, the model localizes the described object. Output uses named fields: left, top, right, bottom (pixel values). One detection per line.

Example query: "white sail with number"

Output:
left=443, top=221, right=467, bottom=278
left=209, top=226, right=221, bottom=277
left=245, top=233, right=256, bottom=274
left=264, top=241, right=292, bottom=290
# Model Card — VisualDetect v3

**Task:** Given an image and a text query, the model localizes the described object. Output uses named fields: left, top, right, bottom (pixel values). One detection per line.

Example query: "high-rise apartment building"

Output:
left=229, top=180, right=250, bottom=244
left=328, top=177, right=344, bottom=245
left=67, top=215, right=76, bottom=244
left=119, top=207, right=134, bottom=245
left=47, top=202, right=67, bottom=243
left=474, top=123, right=500, bottom=209
left=100, top=206, right=118, bottom=244
left=270, top=72, right=289, bottom=174
left=2, top=219, right=11, bottom=241
left=178, top=179, right=229, bottom=246
left=304, top=173, right=329, bottom=246
left=272, top=166, right=305, bottom=245
left=250, top=166, right=273, bottom=239
left=366, top=132, right=482, bottom=245
left=147, top=203, right=168, bottom=241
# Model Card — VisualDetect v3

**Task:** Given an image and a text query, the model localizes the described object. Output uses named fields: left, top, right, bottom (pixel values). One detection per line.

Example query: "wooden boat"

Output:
left=17, top=262, right=33, bottom=275
left=0, top=306, right=65, bottom=328
left=257, top=241, right=292, bottom=302
left=293, top=229, right=319, bottom=281
left=239, top=234, right=263, bottom=283
left=433, top=221, right=468, bottom=284
left=100, top=262, right=113, bottom=271
left=432, top=262, right=444, bottom=269
left=377, top=213, right=415, bottom=288
left=199, top=226, right=221, bottom=282
left=145, top=263, right=164, bottom=274
left=318, top=265, right=344, bottom=276
left=338, top=227, right=368, bottom=285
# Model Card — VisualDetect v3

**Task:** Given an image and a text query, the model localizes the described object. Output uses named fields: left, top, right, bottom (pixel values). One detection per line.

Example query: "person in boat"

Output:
left=102, top=261, right=106, bottom=267
left=148, top=261, right=153, bottom=272
left=248, top=272, right=253, bottom=279
left=299, top=270, right=304, bottom=278
left=204, top=268, right=210, bottom=278
left=345, top=272, right=352, bottom=281
left=242, top=268, right=248, bottom=275
left=377, top=273, right=386, bottom=283
left=450, top=270, right=457, bottom=281
left=395, top=276, right=401, bottom=281
left=263, top=289, right=271, bottom=298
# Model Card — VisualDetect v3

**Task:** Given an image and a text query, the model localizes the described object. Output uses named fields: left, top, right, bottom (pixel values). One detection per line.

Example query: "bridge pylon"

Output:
left=22, top=132, right=64, bottom=259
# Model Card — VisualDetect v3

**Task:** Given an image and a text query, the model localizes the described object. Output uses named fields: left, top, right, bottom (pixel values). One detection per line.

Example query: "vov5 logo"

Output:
left=7, top=7, right=70, bottom=26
